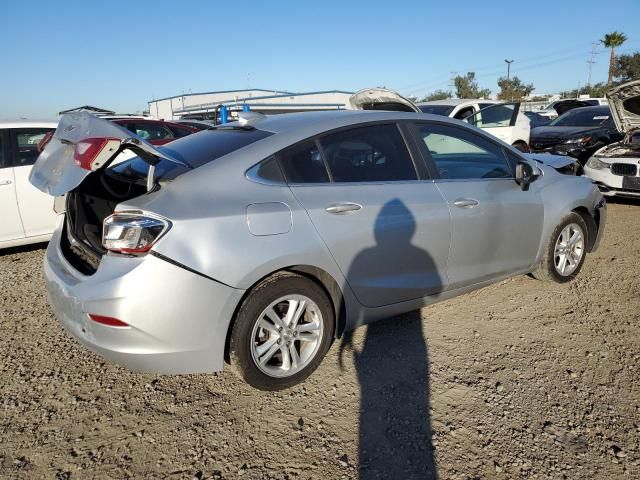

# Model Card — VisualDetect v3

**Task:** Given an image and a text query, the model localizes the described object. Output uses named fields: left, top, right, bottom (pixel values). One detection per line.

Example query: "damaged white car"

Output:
left=584, top=80, right=640, bottom=198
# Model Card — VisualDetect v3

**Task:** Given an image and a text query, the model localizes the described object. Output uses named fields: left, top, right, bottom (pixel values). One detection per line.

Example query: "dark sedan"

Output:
left=529, top=106, right=623, bottom=164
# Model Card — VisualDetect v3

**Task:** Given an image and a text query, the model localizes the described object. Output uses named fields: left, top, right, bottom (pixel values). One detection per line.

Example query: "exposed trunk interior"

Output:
left=62, top=172, right=147, bottom=275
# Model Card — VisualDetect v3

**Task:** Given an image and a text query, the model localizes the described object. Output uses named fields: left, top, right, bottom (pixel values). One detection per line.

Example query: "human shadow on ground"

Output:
left=339, top=199, right=441, bottom=479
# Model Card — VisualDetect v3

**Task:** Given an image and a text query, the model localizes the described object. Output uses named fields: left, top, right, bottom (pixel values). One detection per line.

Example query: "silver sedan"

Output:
left=30, top=110, right=606, bottom=390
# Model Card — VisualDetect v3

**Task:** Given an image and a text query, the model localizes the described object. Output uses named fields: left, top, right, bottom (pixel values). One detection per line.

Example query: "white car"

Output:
left=584, top=81, right=640, bottom=198
left=348, top=90, right=531, bottom=151
left=0, top=121, right=58, bottom=248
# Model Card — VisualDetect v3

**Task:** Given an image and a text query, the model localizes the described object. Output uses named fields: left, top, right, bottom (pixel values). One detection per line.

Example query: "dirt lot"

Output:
left=1, top=201, right=639, bottom=480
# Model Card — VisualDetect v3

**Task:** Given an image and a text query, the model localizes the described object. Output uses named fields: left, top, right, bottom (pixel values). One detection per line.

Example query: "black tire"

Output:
left=513, top=141, right=530, bottom=153
left=229, top=272, right=334, bottom=390
left=532, top=212, right=588, bottom=283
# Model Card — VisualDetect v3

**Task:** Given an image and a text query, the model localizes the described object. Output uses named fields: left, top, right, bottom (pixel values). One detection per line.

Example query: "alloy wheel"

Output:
left=250, top=295, right=324, bottom=378
left=554, top=223, right=585, bottom=276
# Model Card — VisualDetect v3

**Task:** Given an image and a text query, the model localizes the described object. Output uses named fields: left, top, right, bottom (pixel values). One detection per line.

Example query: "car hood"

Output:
left=347, top=88, right=420, bottom=112
left=523, top=153, right=576, bottom=169
left=530, top=125, right=604, bottom=140
left=606, top=79, right=640, bottom=134
left=29, top=112, right=186, bottom=196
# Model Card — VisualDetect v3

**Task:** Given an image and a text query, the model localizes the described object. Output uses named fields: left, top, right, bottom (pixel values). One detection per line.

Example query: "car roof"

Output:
left=563, top=105, right=610, bottom=114
left=0, top=120, right=58, bottom=128
left=250, top=109, right=459, bottom=136
left=417, top=99, right=496, bottom=106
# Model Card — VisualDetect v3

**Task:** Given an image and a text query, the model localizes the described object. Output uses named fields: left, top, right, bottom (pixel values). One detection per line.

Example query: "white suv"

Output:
left=0, top=121, right=58, bottom=248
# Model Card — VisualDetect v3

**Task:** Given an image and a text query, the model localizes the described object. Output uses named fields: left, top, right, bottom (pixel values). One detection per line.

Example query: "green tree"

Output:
left=496, top=76, right=534, bottom=100
left=600, top=31, right=628, bottom=84
left=614, top=52, right=640, bottom=82
left=454, top=72, right=491, bottom=99
left=420, top=89, right=453, bottom=101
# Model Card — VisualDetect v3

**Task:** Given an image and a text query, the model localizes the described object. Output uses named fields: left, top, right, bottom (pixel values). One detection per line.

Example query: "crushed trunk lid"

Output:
left=29, top=112, right=189, bottom=196
left=347, top=88, right=420, bottom=112
left=606, top=79, right=640, bottom=135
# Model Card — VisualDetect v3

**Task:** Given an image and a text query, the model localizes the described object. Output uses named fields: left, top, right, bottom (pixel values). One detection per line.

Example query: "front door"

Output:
left=469, top=102, right=524, bottom=145
left=0, top=130, right=25, bottom=243
left=279, top=123, right=451, bottom=308
left=413, top=121, right=543, bottom=290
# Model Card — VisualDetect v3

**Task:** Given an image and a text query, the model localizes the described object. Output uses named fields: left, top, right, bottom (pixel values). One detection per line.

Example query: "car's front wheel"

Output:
left=532, top=212, right=588, bottom=283
left=229, top=272, right=335, bottom=390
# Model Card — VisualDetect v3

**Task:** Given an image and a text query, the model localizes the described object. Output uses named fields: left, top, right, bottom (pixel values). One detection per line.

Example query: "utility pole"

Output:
left=504, top=59, right=514, bottom=101
left=449, top=71, right=458, bottom=96
left=586, top=42, right=598, bottom=94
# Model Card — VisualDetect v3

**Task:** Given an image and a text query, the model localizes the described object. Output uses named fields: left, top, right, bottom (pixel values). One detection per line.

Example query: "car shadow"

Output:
left=605, top=196, right=640, bottom=207
left=339, top=199, right=440, bottom=479
left=0, top=242, right=47, bottom=257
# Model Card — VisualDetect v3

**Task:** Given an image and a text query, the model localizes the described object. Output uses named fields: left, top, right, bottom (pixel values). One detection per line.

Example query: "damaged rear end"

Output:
left=31, top=112, right=189, bottom=274
left=29, top=112, right=266, bottom=374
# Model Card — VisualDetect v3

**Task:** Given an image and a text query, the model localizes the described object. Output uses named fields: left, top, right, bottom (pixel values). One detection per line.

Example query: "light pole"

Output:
left=504, top=59, right=514, bottom=101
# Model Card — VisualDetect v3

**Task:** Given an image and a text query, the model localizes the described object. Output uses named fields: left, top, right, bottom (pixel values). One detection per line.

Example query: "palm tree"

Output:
left=600, top=31, right=628, bottom=84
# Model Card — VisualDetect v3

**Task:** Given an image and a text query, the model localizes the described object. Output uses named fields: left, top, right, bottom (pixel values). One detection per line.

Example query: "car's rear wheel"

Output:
left=229, top=272, right=334, bottom=390
left=532, top=212, right=588, bottom=283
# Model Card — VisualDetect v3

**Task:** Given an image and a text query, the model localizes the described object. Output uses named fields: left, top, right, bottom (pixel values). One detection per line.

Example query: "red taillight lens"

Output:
left=102, top=212, right=170, bottom=254
left=73, top=137, right=121, bottom=171
left=88, top=314, right=130, bottom=328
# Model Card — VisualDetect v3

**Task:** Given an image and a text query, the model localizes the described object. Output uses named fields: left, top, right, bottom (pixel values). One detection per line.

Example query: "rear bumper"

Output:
left=44, top=217, right=245, bottom=373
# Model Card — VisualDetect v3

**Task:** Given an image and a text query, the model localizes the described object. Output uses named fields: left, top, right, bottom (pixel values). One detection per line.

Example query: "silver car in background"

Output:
left=30, top=110, right=606, bottom=390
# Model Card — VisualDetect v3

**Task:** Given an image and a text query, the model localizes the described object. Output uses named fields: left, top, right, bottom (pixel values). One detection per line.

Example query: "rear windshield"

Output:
left=110, top=127, right=273, bottom=181
left=419, top=105, right=455, bottom=116
left=550, top=108, right=611, bottom=127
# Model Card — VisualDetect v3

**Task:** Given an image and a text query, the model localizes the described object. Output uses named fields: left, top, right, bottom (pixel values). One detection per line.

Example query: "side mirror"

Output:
left=515, top=161, right=537, bottom=191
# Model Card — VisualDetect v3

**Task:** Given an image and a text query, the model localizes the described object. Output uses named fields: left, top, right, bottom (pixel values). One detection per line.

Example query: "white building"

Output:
left=148, top=89, right=353, bottom=120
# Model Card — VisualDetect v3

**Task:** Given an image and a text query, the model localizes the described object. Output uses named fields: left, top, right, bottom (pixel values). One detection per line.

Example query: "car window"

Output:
left=168, top=125, right=194, bottom=138
left=254, top=156, right=285, bottom=183
left=131, top=123, right=174, bottom=141
left=319, top=124, right=417, bottom=182
left=0, top=132, right=5, bottom=168
left=416, top=123, right=512, bottom=180
left=453, top=106, right=475, bottom=120
left=278, top=140, right=330, bottom=183
left=418, top=105, right=455, bottom=116
left=549, top=108, right=610, bottom=127
left=11, top=128, right=54, bottom=167
left=469, top=103, right=516, bottom=127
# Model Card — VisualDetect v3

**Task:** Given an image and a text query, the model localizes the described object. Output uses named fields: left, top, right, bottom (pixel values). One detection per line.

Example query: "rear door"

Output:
left=10, top=128, right=57, bottom=238
left=0, top=129, right=25, bottom=242
left=412, top=121, right=543, bottom=290
left=283, top=122, right=451, bottom=308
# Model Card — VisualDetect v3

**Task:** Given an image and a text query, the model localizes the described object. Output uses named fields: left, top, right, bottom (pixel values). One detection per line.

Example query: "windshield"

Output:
left=419, top=105, right=455, bottom=116
left=549, top=108, right=611, bottom=127
left=110, top=128, right=273, bottom=181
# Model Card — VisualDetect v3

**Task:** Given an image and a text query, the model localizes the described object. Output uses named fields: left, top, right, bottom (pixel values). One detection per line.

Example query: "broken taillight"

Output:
left=73, top=137, right=121, bottom=171
left=102, top=212, right=170, bottom=254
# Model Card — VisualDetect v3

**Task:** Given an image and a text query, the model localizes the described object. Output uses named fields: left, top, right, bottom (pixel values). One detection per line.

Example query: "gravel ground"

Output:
left=1, top=201, right=639, bottom=480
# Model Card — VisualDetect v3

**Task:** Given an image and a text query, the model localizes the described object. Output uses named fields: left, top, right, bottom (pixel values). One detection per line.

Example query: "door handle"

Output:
left=325, top=203, right=362, bottom=215
left=0, top=180, right=12, bottom=186
left=453, top=198, right=479, bottom=208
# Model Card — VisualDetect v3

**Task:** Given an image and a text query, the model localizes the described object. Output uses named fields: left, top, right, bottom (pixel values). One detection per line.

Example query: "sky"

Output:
left=2, top=0, right=639, bottom=119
